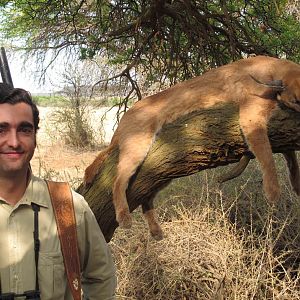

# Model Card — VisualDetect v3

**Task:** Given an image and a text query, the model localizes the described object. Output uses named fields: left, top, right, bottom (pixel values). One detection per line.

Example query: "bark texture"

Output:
left=77, top=103, right=300, bottom=242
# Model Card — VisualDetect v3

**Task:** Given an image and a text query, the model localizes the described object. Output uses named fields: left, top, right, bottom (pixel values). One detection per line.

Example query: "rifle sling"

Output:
left=46, top=181, right=81, bottom=300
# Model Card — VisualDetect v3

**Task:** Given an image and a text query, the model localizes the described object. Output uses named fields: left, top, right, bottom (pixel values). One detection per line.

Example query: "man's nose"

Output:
left=7, top=130, right=20, bottom=148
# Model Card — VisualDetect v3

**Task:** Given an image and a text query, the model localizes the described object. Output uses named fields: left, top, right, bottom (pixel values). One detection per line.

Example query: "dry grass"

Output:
left=112, top=157, right=300, bottom=300
left=112, top=206, right=300, bottom=299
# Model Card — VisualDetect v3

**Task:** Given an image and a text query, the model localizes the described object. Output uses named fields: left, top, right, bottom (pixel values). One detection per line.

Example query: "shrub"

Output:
left=51, top=106, right=96, bottom=149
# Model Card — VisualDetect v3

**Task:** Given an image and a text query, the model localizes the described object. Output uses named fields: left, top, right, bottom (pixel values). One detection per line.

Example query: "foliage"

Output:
left=1, top=0, right=300, bottom=104
left=51, top=107, right=96, bottom=149
left=33, top=95, right=67, bottom=107
left=33, top=94, right=130, bottom=108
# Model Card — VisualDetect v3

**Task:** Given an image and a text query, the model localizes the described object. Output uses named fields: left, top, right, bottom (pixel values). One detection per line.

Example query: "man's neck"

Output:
left=0, top=169, right=30, bottom=206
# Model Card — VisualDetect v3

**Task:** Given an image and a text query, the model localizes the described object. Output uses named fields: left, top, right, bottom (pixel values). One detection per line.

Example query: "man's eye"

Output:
left=0, top=127, right=7, bottom=134
left=19, top=127, right=34, bottom=134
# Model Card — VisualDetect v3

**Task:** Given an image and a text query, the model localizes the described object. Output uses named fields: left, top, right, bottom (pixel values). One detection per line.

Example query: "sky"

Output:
left=3, top=50, right=61, bottom=94
left=9, top=62, right=49, bottom=93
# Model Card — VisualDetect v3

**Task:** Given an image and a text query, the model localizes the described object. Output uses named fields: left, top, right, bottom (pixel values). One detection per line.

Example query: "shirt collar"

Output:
left=0, top=171, right=50, bottom=208
left=19, top=173, right=50, bottom=208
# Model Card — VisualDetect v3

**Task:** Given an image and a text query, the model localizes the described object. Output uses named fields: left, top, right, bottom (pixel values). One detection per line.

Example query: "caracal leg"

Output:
left=239, top=98, right=280, bottom=204
left=142, top=198, right=163, bottom=240
left=283, top=151, right=300, bottom=196
left=113, top=134, right=155, bottom=228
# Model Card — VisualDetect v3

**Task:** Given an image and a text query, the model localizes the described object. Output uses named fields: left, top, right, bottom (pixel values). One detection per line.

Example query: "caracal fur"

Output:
left=85, top=55, right=300, bottom=231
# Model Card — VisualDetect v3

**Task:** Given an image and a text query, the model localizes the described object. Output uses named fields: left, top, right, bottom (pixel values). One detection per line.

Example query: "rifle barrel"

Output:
left=0, top=47, right=14, bottom=87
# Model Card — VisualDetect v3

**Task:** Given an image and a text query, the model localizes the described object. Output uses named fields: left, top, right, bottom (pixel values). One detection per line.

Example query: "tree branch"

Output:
left=77, top=103, right=300, bottom=242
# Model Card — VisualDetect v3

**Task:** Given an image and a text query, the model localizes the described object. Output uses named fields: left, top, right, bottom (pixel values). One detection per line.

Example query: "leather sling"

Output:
left=46, top=181, right=82, bottom=300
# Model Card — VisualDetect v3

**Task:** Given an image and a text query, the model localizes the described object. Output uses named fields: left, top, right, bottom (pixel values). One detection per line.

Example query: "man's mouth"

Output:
left=1, top=152, right=24, bottom=158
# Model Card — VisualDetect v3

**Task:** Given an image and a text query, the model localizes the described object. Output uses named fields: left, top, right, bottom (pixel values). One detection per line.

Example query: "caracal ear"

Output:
left=277, top=78, right=300, bottom=112
left=250, top=75, right=286, bottom=92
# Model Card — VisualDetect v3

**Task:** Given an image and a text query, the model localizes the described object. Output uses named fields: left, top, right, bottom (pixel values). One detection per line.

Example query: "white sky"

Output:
left=4, top=50, right=61, bottom=94
left=9, top=63, right=48, bottom=93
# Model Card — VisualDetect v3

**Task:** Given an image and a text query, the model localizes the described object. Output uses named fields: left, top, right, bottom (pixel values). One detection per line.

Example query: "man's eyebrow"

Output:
left=0, top=122, right=34, bottom=129
left=0, top=122, right=9, bottom=128
left=18, top=121, right=34, bottom=128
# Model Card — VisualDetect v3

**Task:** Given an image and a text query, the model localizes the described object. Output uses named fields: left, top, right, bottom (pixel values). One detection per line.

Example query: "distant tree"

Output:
left=1, top=0, right=300, bottom=105
left=52, top=60, right=101, bottom=149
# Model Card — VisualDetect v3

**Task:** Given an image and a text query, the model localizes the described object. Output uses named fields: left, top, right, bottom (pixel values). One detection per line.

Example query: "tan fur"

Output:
left=84, top=56, right=300, bottom=228
left=143, top=209, right=163, bottom=240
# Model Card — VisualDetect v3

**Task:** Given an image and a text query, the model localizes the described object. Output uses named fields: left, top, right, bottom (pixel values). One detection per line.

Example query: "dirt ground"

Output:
left=31, top=142, right=98, bottom=183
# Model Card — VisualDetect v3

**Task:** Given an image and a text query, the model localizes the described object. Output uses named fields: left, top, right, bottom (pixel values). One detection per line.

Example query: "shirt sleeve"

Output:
left=72, top=191, right=117, bottom=300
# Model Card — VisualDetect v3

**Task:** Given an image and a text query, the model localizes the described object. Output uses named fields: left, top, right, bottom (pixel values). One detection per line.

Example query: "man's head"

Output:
left=0, top=85, right=39, bottom=178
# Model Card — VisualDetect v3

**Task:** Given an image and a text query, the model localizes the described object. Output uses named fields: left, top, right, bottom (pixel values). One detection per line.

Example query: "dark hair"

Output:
left=0, top=85, right=40, bottom=131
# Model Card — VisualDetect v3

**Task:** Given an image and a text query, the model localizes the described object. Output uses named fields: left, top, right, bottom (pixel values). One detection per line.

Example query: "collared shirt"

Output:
left=0, top=175, right=117, bottom=299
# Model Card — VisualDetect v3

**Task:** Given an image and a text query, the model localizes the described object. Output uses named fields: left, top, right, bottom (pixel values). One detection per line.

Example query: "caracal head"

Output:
left=278, top=77, right=300, bottom=112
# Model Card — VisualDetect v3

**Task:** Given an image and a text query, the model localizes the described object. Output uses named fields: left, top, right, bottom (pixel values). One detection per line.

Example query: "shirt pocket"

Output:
left=39, top=251, right=67, bottom=300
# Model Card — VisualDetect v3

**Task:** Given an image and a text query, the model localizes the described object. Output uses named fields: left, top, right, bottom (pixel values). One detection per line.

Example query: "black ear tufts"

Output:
left=250, top=75, right=286, bottom=91
left=268, top=80, right=283, bottom=87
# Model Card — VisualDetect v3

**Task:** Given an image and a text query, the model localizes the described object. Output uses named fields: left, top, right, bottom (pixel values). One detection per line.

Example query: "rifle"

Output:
left=0, top=47, right=14, bottom=87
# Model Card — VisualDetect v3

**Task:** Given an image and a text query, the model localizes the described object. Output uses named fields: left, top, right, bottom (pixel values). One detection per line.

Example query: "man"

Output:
left=0, top=84, right=117, bottom=299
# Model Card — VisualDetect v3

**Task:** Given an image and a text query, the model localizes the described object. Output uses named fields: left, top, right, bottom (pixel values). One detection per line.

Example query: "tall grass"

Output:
left=112, top=154, right=300, bottom=299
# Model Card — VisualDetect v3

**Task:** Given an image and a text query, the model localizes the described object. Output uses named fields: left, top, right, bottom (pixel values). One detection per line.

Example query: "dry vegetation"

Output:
left=112, top=160, right=300, bottom=300
left=33, top=107, right=300, bottom=300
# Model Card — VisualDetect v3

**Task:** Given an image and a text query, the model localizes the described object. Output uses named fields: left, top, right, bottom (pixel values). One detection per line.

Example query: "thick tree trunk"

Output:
left=77, top=103, right=300, bottom=242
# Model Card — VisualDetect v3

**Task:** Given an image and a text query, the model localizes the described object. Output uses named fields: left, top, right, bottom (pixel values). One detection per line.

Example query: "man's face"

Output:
left=0, top=102, right=36, bottom=178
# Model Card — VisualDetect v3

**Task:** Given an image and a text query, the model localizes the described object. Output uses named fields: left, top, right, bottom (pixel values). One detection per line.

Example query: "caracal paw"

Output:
left=117, top=209, right=132, bottom=229
left=264, top=182, right=280, bottom=205
left=150, top=225, right=164, bottom=241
